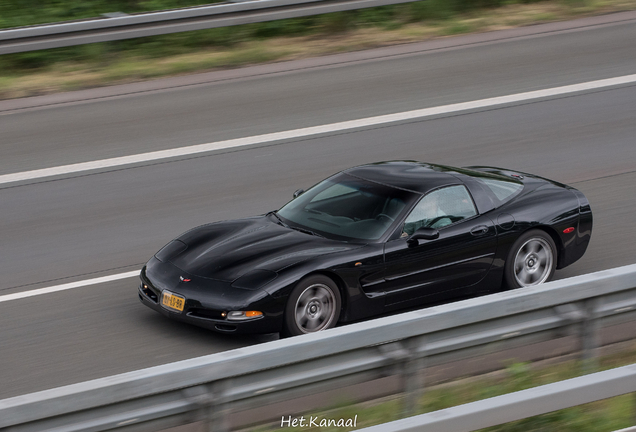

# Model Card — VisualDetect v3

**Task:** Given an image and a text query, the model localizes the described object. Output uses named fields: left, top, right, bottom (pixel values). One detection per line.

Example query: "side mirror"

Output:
left=293, top=189, right=305, bottom=199
left=407, top=227, right=439, bottom=246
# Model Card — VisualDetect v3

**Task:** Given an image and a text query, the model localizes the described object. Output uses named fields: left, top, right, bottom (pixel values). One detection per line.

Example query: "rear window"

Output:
left=477, top=178, right=523, bottom=204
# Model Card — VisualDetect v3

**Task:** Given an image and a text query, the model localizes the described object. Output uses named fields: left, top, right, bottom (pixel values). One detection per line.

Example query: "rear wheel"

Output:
left=283, top=275, right=341, bottom=337
left=504, top=229, right=557, bottom=289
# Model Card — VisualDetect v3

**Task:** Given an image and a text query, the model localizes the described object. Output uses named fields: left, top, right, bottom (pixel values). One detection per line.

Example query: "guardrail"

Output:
left=357, top=363, right=636, bottom=432
left=0, top=0, right=423, bottom=54
left=1, top=264, right=636, bottom=432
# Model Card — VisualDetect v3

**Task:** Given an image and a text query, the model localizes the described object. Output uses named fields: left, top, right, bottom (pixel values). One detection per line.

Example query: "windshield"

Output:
left=277, top=173, right=419, bottom=241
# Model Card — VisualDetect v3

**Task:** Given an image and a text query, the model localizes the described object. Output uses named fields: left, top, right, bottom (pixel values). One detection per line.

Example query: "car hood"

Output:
left=163, top=216, right=357, bottom=281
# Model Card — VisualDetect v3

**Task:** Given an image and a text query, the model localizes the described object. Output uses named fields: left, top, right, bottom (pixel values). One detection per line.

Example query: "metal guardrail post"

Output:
left=555, top=299, right=602, bottom=373
left=208, top=380, right=231, bottom=432
left=580, top=298, right=602, bottom=373
left=183, top=384, right=212, bottom=425
left=554, top=301, right=583, bottom=355
left=402, top=337, right=425, bottom=417
left=377, top=340, right=424, bottom=416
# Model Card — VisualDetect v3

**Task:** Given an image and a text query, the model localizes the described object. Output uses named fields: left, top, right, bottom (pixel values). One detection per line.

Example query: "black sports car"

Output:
left=138, top=161, right=592, bottom=336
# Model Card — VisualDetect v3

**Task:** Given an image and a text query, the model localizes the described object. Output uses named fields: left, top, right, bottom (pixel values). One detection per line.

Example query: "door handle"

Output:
left=470, top=225, right=489, bottom=236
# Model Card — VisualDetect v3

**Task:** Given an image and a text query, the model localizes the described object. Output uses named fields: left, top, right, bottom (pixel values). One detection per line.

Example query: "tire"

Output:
left=504, top=229, right=557, bottom=289
left=282, top=275, right=341, bottom=337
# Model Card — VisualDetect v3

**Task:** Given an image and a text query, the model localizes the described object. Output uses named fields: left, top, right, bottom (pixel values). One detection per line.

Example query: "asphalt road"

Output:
left=1, top=11, right=636, bottom=400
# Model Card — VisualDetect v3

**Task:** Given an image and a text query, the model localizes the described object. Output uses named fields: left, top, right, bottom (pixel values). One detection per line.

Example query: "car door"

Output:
left=381, top=185, right=497, bottom=308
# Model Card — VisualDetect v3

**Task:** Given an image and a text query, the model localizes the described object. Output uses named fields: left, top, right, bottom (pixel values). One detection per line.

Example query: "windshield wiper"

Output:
left=268, top=211, right=324, bottom=237
left=267, top=211, right=289, bottom=228
left=290, top=226, right=325, bottom=238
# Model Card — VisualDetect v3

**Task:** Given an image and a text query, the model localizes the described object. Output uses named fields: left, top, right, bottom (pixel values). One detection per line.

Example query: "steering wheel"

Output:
left=375, top=213, right=395, bottom=223
left=424, top=215, right=451, bottom=228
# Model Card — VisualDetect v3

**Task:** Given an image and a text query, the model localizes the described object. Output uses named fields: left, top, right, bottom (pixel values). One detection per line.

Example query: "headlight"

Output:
left=225, top=311, right=263, bottom=321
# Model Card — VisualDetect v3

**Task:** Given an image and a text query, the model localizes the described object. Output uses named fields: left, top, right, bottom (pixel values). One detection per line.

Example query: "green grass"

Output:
left=0, top=0, right=548, bottom=73
left=442, top=20, right=476, bottom=35
left=533, top=12, right=559, bottom=19
left=245, top=346, right=636, bottom=431
left=2, top=0, right=636, bottom=98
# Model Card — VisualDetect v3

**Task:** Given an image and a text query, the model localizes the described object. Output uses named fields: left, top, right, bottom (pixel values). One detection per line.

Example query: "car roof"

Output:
left=343, top=161, right=467, bottom=194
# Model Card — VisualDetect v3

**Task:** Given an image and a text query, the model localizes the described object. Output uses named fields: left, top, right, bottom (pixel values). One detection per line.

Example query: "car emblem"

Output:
left=180, top=276, right=191, bottom=282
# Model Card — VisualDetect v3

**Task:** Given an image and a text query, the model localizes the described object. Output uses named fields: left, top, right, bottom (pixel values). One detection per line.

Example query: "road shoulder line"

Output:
left=0, top=271, right=140, bottom=303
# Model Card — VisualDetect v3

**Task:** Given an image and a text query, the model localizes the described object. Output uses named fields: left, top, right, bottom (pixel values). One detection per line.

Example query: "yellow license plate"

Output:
left=161, top=290, right=185, bottom=312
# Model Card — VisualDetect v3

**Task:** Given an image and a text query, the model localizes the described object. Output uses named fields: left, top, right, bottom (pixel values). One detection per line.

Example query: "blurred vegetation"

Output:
left=0, top=0, right=624, bottom=97
left=247, top=344, right=636, bottom=431
left=0, top=0, right=550, bottom=71
left=0, top=0, right=552, bottom=30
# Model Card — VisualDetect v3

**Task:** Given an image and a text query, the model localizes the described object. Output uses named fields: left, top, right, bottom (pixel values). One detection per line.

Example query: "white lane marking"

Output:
left=2, top=74, right=636, bottom=186
left=0, top=271, right=140, bottom=303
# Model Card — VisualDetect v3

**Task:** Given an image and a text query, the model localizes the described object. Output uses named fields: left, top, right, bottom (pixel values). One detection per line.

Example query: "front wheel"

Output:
left=504, top=229, right=557, bottom=289
left=283, top=275, right=341, bottom=337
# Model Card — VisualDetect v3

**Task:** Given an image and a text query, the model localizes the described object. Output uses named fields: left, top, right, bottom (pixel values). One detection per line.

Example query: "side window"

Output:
left=402, top=185, right=477, bottom=235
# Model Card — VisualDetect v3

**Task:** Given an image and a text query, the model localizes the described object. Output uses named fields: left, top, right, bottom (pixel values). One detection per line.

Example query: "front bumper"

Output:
left=138, top=272, right=284, bottom=334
